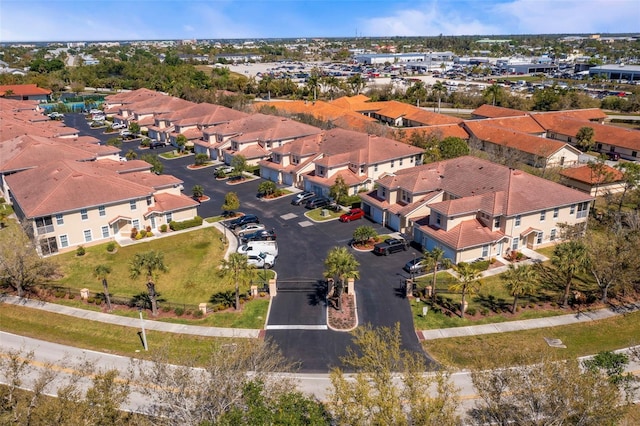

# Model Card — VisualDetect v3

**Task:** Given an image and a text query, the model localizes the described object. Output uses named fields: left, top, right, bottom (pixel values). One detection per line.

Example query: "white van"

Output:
left=237, top=241, right=278, bottom=258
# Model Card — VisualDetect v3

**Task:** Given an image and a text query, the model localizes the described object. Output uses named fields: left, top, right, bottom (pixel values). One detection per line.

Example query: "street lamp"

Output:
left=138, top=306, right=148, bottom=351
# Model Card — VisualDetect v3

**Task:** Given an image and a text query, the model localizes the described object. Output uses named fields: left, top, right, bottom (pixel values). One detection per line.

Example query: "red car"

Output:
left=339, top=208, right=365, bottom=222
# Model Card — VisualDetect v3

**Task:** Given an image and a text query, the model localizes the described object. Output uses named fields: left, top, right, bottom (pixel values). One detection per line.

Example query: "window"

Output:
left=60, top=234, right=69, bottom=248
left=165, top=213, right=172, bottom=223
left=399, top=158, right=403, bottom=166
left=515, top=215, right=521, bottom=227
left=98, top=206, right=106, bottom=217
left=570, top=204, right=576, bottom=215
left=390, top=160, right=395, bottom=168
left=494, top=217, right=500, bottom=228
left=381, top=188, right=386, bottom=198
left=35, top=216, right=54, bottom=235
left=482, top=245, right=489, bottom=257
left=55, top=213, right=64, bottom=225
left=436, top=213, right=442, bottom=226
left=132, top=219, right=140, bottom=230
left=550, top=228, right=557, bottom=241
left=553, top=208, right=559, bottom=219
left=632, top=151, right=637, bottom=158
left=577, top=202, right=589, bottom=219
left=80, top=209, right=88, bottom=221
left=146, top=196, right=152, bottom=206
left=374, top=164, right=378, bottom=172
left=40, top=237, right=58, bottom=256
left=540, top=210, right=546, bottom=221
left=536, top=231, right=543, bottom=244
left=130, top=200, right=137, bottom=211
left=101, top=226, right=109, bottom=238
left=511, top=237, right=519, bottom=251
left=83, top=230, right=92, bottom=242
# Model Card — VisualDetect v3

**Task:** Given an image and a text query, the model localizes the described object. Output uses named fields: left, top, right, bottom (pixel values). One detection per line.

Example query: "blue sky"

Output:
left=1, top=0, right=638, bottom=42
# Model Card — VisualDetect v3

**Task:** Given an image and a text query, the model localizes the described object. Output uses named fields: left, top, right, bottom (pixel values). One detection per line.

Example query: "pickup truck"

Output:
left=373, top=237, right=409, bottom=256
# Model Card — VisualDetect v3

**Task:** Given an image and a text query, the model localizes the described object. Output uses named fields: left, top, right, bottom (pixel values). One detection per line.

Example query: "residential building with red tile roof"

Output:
left=392, top=124, right=470, bottom=144
left=463, top=120, right=580, bottom=168
left=559, top=164, right=625, bottom=196
left=260, top=127, right=423, bottom=195
left=0, top=84, right=51, bottom=102
left=471, top=104, right=528, bottom=119
left=5, top=158, right=198, bottom=256
left=360, top=156, right=593, bottom=263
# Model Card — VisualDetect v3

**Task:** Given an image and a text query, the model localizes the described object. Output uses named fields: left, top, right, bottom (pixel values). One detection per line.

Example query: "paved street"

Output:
left=64, top=113, right=432, bottom=372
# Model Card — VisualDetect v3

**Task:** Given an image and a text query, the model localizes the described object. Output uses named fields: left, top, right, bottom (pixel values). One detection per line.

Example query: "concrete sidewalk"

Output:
left=418, top=302, right=640, bottom=341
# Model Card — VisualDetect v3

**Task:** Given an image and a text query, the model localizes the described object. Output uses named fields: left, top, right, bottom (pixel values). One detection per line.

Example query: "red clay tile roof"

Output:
left=144, top=193, right=200, bottom=217
left=0, top=135, right=97, bottom=172
left=393, top=124, right=470, bottom=142
left=0, top=84, right=51, bottom=97
left=475, top=116, right=546, bottom=134
left=559, top=164, right=624, bottom=184
left=420, top=216, right=505, bottom=249
left=531, top=108, right=607, bottom=122
left=472, top=104, right=528, bottom=118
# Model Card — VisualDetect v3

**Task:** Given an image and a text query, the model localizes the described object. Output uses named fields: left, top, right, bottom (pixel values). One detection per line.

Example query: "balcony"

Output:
left=36, top=225, right=55, bottom=235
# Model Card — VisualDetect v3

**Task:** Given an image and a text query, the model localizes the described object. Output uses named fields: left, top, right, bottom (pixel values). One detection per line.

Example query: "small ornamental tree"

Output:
left=231, top=155, right=247, bottom=176
left=129, top=122, right=141, bottom=136
left=258, top=180, right=277, bottom=197
left=575, top=126, right=595, bottom=152
left=352, top=225, right=377, bottom=246
left=222, top=192, right=240, bottom=214
left=194, top=153, right=209, bottom=166
left=329, top=175, right=349, bottom=205
left=192, top=185, right=205, bottom=200
left=176, top=134, right=188, bottom=153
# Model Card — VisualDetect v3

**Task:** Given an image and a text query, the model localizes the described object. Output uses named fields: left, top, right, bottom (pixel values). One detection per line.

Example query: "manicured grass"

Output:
left=52, top=227, right=261, bottom=305
left=424, top=311, right=640, bottom=369
left=159, top=151, right=193, bottom=159
left=305, top=208, right=343, bottom=221
left=0, top=304, right=234, bottom=365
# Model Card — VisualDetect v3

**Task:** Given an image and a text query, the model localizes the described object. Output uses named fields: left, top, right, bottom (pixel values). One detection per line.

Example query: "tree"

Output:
left=501, top=264, right=538, bottom=313
left=128, top=121, right=140, bottom=136
left=423, top=247, right=452, bottom=304
left=431, top=81, right=447, bottom=113
left=483, top=83, right=503, bottom=106
left=94, top=264, right=113, bottom=312
left=257, top=180, right=277, bottom=197
left=585, top=229, right=636, bottom=303
left=175, top=134, right=187, bottom=152
left=191, top=185, right=204, bottom=200
left=0, top=225, right=58, bottom=297
left=328, top=324, right=460, bottom=425
left=329, top=175, right=349, bottom=205
left=346, top=73, right=366, bottom=95
left=551, top=240, right=589, bottom=308
left=124, top=149, right=137, bottom=160
left=575, top=126, right=595, bottom=152
left=129, top=250, right=168, bottom=316
left=194, top=153, right=209, bottom=166
left=587, top=155, right=614, bottom=207
left=323, top=246, right=360, bottom=310
left=140, top=154, right=163, bottom=174
left=615, top=162, right=640, bottom=212
left=352, top=225, right=377, bottom=246
left=222, top=191, right=240, bottom=214
left=439, top=136, right=469, bottom=160
left=219, top=252, right=254, bottom=311
left=449, top=262, right=482, bottom=318
left=231, top=155, right=247, bottom=176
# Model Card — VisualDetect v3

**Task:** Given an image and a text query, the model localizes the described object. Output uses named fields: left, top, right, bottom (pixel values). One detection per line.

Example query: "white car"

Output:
left=119, top=130, right=132, bottom=137
left=111, top=123, right=127, bottom=130
left=246, top=252, right=276, bottom=269
left=236, top=223, right=265, bottom=236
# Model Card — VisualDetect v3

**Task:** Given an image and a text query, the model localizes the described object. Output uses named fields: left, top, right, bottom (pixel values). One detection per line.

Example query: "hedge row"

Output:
left=169, top=216, right=203, bottom=231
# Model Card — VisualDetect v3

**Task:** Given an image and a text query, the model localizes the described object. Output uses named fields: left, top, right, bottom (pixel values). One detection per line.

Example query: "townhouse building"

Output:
left=360, top=156, right=593, bottom=263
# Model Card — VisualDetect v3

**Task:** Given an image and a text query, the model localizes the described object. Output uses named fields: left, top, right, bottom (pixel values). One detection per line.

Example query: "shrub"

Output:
left=146, top=231, right=153, bottom=237
left=466, top=307, right=477, bottom=316
left=95, top=298, right=102, bottom=305
left=185, top=310, right=193, bottom=316
left=76, top=246, right=86, bottom=256
left=87, top=297, right=96, bottom=304
left=54, top=290, right=67, bottom=298
left=472, top=260, right=490, bottom=271
left=259, top=291, right=267, bottom=298
left=68, top=294, right=75, bottom=300
left=135, top=233, right=144, bottom=240
left=481, top=307, right=490, bottom=316
left=159, top=224, right=168, bottom=233
left=130, top=228, right=138, bottom=239
left=162, top=306, right=171, bottom=313
left=139, top=229, right=147, bottom=238
left=169, top=216, right=203, bottom=231
left=174, top=307, right=185, bottom=316
left=146, top=225, right=152, bottom=233
left=106, top=242, right=116, bottom=252
left=193, top=310, right=204, bottom=318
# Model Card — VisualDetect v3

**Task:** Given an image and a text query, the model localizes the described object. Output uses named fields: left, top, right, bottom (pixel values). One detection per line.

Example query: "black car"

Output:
left=149, top=141, right=166, bottom=149
left=241, top=229, right=277, bottom=243
left=305, top=196, right=331, bottom=209
left=291, top=191, right=315, bottom=205
left=228, top=214, right=260, bottom=229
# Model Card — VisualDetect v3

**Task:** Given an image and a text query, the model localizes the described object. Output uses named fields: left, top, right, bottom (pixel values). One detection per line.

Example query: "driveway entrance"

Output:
left=266, top=280, right=327, bottom=330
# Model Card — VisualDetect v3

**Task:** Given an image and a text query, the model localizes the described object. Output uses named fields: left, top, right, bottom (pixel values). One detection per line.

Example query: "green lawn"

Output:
left=425, top=311, right=640, bottom=369
left=52, top=227, right=266, bottom=306
left=305, top=208, right=343, bottom=221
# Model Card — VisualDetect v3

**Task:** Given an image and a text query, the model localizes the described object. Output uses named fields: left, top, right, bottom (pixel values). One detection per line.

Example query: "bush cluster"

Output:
left=169, top=216, right=203, bottom=231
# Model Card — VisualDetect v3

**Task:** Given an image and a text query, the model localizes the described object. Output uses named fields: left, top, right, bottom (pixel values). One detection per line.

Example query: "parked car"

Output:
left=339, top=208, right=365, bottom=222
left=215, top=165, right=234, bottom=175
left=305, top=196, right=331, bottom=209
left=246, top=252, right=276, bottom=269
left=606, top=152, right=620, bottom=161
left=228, top=214, right=260, bottom=230
left=241, top=229, right=276, bottom=243
left=47, top=112, right=64, bottom=120
left=149, top=141, right=166, bottom=149
left=237, top=240, right=278, bottom=258
left=403, top=257, right=427, bottom=274
left=119, top=130, right=132, bottom=137
left=236, top=223, right=266, bottom=236
left=373, top=237, right=409, bottom=256
left=111, top=123, right=127, bottom=130
left=291, top=191, right=315, bottom=205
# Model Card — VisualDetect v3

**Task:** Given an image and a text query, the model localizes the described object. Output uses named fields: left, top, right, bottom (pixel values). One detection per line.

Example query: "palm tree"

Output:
left=324, top=246, right=360, bottom=310
left=130, top=250, right=168, bottom=316
left=423, top=247, right=451, bottom=304
left=501, top=264, right=538, bottom=313
left=449, top=262, right=482, bottom=318
left=431, top=81, right=447, bottom=113
left=483, top=83, right=502, bottom=106
left=219, top=252, right=254, bottom=311
left=94, top=264, right=113, bottom=312
left=552, top=241, right=589, bottom=308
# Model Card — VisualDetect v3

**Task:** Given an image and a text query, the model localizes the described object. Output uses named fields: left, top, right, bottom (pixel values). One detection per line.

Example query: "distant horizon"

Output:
left=1, top=0, right=639, bottom=43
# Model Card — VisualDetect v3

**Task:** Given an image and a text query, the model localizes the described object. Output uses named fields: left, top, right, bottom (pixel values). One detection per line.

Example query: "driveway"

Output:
left=65, top=113, right=434, bottom=372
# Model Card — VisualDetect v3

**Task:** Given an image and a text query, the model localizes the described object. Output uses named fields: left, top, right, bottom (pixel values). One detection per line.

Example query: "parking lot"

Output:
left=65, top=113, right=433, bottom=371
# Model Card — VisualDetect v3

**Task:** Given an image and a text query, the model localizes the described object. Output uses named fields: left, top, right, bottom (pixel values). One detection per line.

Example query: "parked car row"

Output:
left=227, top=214, right=277, bottom=269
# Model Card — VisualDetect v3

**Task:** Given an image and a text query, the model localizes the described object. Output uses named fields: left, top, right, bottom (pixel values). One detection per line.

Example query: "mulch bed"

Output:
left=328, top=294, right=356, bottom=330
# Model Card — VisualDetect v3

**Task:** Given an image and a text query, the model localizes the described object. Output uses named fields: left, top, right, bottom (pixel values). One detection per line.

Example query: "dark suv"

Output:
left=305, top=196, right=331, bottom=209
left=228, top=214, right=260, bottom=230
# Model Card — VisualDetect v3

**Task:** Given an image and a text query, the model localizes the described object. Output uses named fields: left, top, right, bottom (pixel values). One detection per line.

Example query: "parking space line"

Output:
left=280, top=213, right=298, bottom=220
left=298, top=221, right=314, bottom=227
left=265, top=325, right=328, bottom=330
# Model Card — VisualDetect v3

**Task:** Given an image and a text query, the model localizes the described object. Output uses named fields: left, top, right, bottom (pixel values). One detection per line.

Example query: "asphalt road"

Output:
left=64, top=113, right=433, bottom=372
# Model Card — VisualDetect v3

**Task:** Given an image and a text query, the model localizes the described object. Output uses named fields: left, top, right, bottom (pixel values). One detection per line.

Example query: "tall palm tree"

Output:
left=483, top=83, right=502, bottom=106
left=324, top=246, right=360, bottom=310
left=449, top=262, right=482, bottom=318
left=219, top=252, right=254, bottom=311
left=423, top=247, right=451, bottom=304
left=431, top=81, right=447, bottom=113
left=501, top=264, right=538, bottom=313
left=94, top=264, right=113, bottom=312
left=130, top=250, right=168, bottom=316
left=552, top=241, right=589, bottom=308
